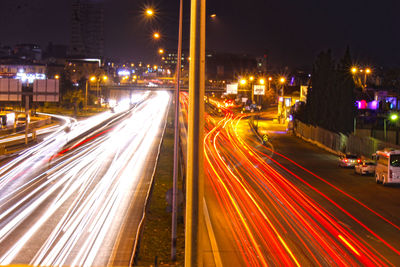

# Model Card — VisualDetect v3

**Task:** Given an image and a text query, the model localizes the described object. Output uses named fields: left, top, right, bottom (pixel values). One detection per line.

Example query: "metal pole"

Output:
left=251, top=82, right=254, bottom=103
left=25, top=95, right=29, bottom=145
left=353, top=117, right=356, bottom=135
left=384, top=119, right=387, bottom=141
left=172, top=0, right=183, bottom=261
left=85, top=80, right=88, bottom=109
left=185, top=0, right=205, bottom=265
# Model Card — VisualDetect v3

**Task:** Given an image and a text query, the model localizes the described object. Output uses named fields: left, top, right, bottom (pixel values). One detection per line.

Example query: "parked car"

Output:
left=338, top=154, right=361, bottom=168
left=354, top=160, right=376, bottom=175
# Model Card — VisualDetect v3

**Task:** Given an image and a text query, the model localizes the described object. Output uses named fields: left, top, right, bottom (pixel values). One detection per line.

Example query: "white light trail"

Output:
left=0, top=91, right=170, bottom=266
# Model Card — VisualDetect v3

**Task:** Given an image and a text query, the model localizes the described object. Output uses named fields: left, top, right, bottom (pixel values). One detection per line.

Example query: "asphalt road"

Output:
left=0, top=91, right=170, bottom=266
left=202, top=105, right=400, bottom=266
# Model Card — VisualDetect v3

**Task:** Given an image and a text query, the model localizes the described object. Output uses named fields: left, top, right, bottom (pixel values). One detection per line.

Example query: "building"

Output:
left=65, top=58, right=102, bottom=82
left=161, top=49, right=189, bottom=72
left=0, top=60, right=47, bottom=80
left=69, top=0, right=104, bottom=58
left=13, top=44, right=42, bottom=61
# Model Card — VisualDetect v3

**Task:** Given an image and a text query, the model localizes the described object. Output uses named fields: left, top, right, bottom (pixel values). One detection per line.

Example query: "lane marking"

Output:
left=203, top=198, right=223, bottom=267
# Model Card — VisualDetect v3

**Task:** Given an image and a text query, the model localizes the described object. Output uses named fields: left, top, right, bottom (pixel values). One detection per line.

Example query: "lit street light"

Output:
left=268, top=76, right=272, bottom=91
left=153, top=32, right=160, bottom=39
left=158, top=48, right=164, bottom=54
left=145, top=8, right=154, bottom=17
left=384, top=113, right=399, bottom=141
left=279, top=77, right=286, bottom=123
left=364, top=68, right=371, bottom=88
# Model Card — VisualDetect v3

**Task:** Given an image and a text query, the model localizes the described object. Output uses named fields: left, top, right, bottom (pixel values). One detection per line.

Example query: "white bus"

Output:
left=375, top=149, right=400, bottom=185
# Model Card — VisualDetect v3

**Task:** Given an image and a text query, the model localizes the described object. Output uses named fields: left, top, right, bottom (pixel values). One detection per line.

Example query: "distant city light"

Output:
left=118, top=70, right=130, bottom=76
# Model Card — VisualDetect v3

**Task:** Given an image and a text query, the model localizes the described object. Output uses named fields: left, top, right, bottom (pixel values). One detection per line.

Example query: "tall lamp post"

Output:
left=249, top=75, right=255, bottom=103
left=279, top=77, right=286, bottom=123
left=186, top=0, right=206, bottom=265
left=172, top=0, right=183, bottom=261
left=384, top=113, right=399, bottom=142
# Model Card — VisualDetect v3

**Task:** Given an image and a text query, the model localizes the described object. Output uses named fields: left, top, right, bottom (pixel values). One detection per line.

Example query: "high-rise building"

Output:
left=69, top=0, right=104, bottom=59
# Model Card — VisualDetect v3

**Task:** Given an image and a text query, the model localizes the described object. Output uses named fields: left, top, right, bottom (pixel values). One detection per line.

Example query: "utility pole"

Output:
left=171, top=0, right=183, bottom=261
left=85, top=80, right=88, bottom=109
left=185, top=0, right=206, bottom=266
left=24, top=95, right=29, bottom=144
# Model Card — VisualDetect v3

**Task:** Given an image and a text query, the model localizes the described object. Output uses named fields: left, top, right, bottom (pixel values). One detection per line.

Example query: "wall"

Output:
left=294, top=120, right=400, bottom=158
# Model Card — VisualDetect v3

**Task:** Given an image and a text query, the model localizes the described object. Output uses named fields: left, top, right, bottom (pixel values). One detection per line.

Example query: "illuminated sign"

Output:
left=16, top=72, right=46, bottom=83
left=253, top=85, right=265, bottom=95
left=118, top=70, right=131, bottom=76
left=226, top=83, right=238, bottom=94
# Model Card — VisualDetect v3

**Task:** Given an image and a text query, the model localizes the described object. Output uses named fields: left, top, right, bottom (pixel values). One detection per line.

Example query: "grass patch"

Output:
left=135, top=103, right=185, bottom=266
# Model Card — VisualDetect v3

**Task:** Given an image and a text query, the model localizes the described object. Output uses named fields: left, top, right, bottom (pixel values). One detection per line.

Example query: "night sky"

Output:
left=0, top=0, right=399, bottom=69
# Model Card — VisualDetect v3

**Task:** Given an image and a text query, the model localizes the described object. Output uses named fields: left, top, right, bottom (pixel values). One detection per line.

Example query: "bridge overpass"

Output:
left=100, top=84, right=225, bottom=102
left=101, top=84, right=225, bottom=92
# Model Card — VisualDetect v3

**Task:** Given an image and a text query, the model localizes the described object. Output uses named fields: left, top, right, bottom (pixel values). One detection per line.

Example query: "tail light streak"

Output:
left=200, top=103, right=396, bottom=266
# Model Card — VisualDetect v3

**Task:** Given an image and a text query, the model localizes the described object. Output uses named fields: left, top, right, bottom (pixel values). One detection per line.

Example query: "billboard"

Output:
left=0, top=79, right=22, bottom=101
left=226, top=83, right=238, bottom=94
left=253, top=85, right=266, bottom=95
left=33, top=79, right=59, bottom=102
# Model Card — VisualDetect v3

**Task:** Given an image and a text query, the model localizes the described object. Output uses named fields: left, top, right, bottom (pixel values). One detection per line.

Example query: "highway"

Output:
left=202, top=100, right=400, bottom=266
left=0, top=91, right=170, bottom=266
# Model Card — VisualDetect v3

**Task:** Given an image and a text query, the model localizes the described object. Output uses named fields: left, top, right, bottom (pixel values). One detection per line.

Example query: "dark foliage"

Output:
left=296, top=47, right=356, bottom=134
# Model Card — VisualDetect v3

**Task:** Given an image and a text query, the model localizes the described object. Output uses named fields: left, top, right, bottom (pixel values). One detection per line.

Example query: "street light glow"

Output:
left=268, top=77, right=273, bottom=81
left=210, top=14, right=216, bottom=18
left=366, top=68, right=371, bottom=74
left=259, top=78, right=265, bottom=85
left=158, top=48, right=164, bottom=54
left=279, top=77, right=286, bottom=83
left=153, top=32, right=160, bottom=39
left=390, top=114, right=399, bottom=121
left=90, top=76, right=96, bottom=82
left=249, top=76, right=255, bottom=82
left=240, top=79, right=247, bottom=85
left=145, top=9, right=154, bottom=17
left=351, top=67, right=358, bottom=74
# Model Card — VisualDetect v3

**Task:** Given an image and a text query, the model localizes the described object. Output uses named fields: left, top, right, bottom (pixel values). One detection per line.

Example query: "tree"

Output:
left=298, top=47, right=357, bottom=134
left=335, top=46, right=356, bottom=134
left=303, top=50, right=335, bottom=129
left=59, top=70, right=73, bottom=101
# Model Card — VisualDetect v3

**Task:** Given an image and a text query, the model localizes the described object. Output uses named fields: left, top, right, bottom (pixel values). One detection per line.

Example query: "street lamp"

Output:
left=158, top=48, right=165, bottom=54
left=279, top=77, right=286, bottom=123
left=384, top=113, right=399, bottom=141
left=249, top=76, right=255, bottom=102
left=268, top=76, right=272, bottom=91
left=86, top=76, right=97, bottom=108
left=153, top=32, right=160, bottom=39
left=364, top=68, right=371, bottom=88
left=351, top=67, right=358, bottom=74
left=145, top=8, right=154, bottom=17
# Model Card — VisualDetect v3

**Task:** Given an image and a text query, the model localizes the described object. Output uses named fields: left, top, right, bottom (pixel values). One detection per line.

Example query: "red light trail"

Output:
left=185, top=95, right=400, bottom=266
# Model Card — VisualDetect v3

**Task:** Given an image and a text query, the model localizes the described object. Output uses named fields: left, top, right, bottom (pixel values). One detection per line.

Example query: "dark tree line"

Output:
left=296, top=48, right=356, bottom=134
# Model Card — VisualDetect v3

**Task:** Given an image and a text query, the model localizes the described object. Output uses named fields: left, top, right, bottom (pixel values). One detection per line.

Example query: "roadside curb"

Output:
left=294, top=132, right=343, bottom=157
